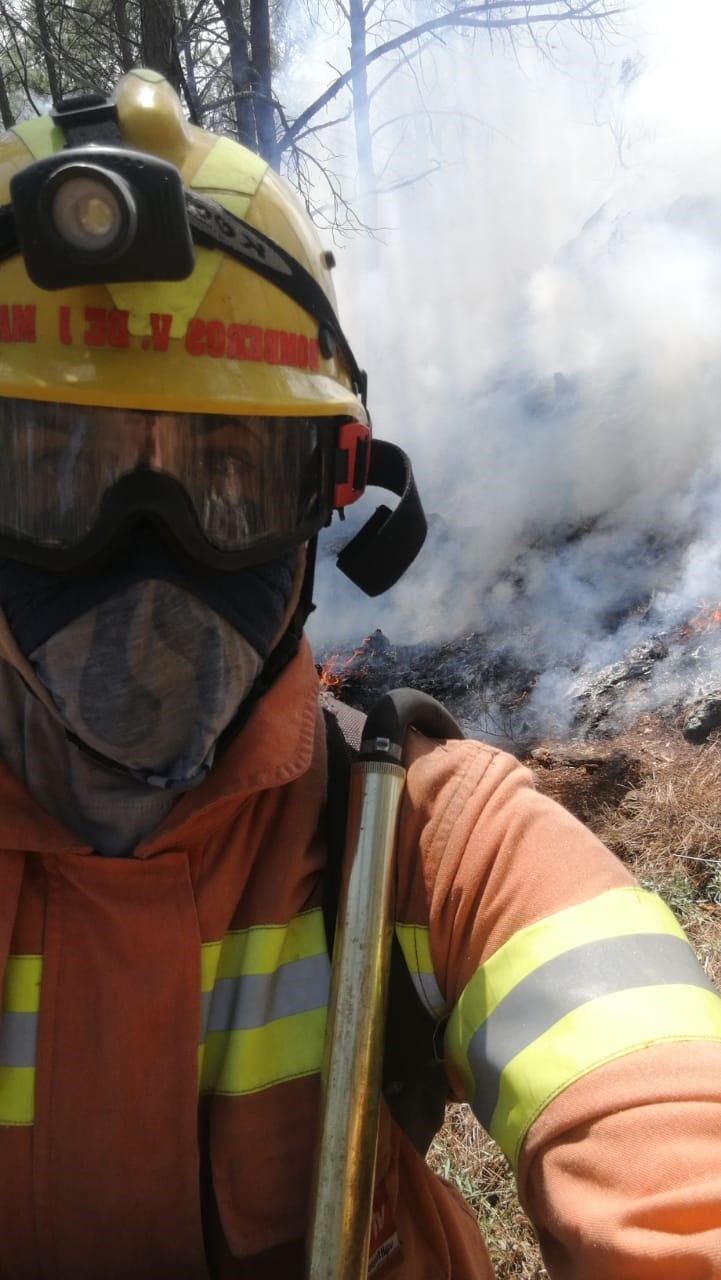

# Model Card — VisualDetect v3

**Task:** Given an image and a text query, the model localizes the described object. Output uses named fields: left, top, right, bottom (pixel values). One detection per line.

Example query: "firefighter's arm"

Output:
left=519, top=1042, right=721, bottom=1279
left=398, top=735, right=721, bottom=1278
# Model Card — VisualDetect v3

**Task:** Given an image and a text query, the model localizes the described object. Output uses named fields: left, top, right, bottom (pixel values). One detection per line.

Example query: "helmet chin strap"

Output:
left=60, top=728, right=210, bottom=792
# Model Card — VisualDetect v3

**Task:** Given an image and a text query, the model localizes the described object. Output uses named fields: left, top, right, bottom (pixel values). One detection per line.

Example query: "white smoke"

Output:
left=296, top=0, right=721, bottom=735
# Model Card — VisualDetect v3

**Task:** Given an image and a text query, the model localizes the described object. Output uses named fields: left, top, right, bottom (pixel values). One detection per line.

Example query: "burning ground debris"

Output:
left=317, top=596, right=721, bottom=750
left=684, top=697, right=721, bottom=745
left=315, top=481, right=721, bottom=749
left=570, top=637, right=670, bottom=735
left=571, top=606, right=721, bottom=745
left=317, top=629, right=539, bottom=747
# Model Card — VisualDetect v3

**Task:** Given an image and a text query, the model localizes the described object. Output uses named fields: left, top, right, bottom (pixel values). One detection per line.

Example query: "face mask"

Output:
left=0, top=534, right=297, bottom=658
left=28, top=578, right=263, bottom=791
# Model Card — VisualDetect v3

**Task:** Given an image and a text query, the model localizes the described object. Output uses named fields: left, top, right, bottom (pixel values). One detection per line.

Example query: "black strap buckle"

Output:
left=51, top=92, right=122, bottom=147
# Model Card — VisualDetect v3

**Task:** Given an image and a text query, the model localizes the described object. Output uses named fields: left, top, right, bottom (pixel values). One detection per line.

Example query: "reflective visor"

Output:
left=0, top=398, right=338, bottom=568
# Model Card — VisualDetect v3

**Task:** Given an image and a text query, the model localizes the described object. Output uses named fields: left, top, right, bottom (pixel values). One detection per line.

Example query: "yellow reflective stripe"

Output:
left=0, top=1066, right=34, bottom=1125
left=11, top=117, right=64, bottom=159
left=199, top=911, right=330, bottom=1095
left=214, top=910, right=327, bottom=978
left=0, top=956, right=40, bottom=1126
left=470, top=888, right=686, bottom=1023
left=445, top=887, right=721, bottom=1167
left=108, top=247, right=220, bottom=338
left=200, top=1007, right=327, bottom=1096
left=491, top=984, right=721, bottom=1170
left=395, top=923, right=446, bottom=1017
left=448, top=887, right=688, bottom=1095
left=191, top=135, right=267, bottom=221
left=395, top=923, right=433, bottom=974
left=3, top=955, right=42, bottom=1013
left=201, top=941, right=221, bottom=993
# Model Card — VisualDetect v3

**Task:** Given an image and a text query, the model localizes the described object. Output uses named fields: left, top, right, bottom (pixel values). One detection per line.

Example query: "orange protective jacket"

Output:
left=0, top=637, right=720, bottom=1279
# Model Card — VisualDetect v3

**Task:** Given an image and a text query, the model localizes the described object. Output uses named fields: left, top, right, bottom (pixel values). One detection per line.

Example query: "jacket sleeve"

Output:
left=396, top=733, right=721, bottom=1279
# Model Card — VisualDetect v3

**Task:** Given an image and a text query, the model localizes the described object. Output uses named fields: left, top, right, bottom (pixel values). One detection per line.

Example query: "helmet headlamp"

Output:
left=10, top=147, right=194, bottom=289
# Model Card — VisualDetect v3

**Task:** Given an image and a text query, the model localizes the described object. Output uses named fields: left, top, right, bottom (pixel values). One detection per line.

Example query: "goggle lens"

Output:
left=0, top=399, right=336, bottom=558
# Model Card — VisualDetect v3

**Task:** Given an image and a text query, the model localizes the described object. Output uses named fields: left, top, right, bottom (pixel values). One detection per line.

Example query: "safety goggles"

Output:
left=0, top=398, right=371, bottom=570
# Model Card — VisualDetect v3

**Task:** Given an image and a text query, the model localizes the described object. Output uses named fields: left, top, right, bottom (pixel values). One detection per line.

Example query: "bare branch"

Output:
left=2, top=0, right=628, bottom=236
left=277, top=0, right=623, bottom=154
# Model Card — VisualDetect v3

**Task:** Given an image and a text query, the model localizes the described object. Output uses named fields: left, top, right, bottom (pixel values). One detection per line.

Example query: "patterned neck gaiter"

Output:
left=29, top=578, right=263, bottom=791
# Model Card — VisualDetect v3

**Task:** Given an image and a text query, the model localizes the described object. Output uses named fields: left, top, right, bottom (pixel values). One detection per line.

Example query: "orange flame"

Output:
left=504, top=675, right=538, bottom=708
left=317, top=641, right=372, bottom=693
left=680, top=600, right=721, bottom=640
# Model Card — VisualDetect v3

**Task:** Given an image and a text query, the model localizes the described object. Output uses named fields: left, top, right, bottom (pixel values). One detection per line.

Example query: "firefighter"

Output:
left=0, top=67, right=719, bottom=1280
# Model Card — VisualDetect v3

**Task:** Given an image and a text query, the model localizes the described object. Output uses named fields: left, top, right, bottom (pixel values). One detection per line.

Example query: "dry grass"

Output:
left=594, top=732, right=721, bottom=985
left=428, top=714, right=721, bottom=1278
left=428, top=1105, right=550, bottom=1278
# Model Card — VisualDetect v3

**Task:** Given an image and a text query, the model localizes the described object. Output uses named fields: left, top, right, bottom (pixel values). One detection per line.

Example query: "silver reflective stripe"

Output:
left=471, top=931, right=714, bottom=1128
left=394, top=922, right=447, bottom=1019
left=200, top=989, right=213, bottom=1042
left=408, top=970, right=445, bottom=1019
left=0, top=1010, right=37, bottom=1068
left=206, top=952, right=330, bottom=1033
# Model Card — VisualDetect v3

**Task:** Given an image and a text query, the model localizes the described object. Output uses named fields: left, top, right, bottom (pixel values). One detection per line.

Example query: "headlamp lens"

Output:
left=48, top=169, right=135, bottom=256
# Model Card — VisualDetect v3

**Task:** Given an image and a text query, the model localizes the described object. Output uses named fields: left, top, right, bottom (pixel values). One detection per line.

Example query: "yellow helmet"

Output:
left=0, top=67, right=367, bottom=419
left=0, top=71, right=425, bottom=592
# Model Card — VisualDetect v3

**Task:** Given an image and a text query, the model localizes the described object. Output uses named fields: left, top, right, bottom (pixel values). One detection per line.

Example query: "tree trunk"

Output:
left=349, top=0, right=374, bottom=194
left=221, top=0, right=255, bottom=150
left=33, top=0, right=61, bottom=105
left=112, top=0, right=136, bottom=73
left=0, top=61, right=13, bottom=129
left=250, top=0, right=276, bottom=164
left=141, top=0, right=180, bottom=90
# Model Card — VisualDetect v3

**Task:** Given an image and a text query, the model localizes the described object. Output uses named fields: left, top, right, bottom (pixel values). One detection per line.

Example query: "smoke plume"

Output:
left=300, top=0, right=721, bottom=738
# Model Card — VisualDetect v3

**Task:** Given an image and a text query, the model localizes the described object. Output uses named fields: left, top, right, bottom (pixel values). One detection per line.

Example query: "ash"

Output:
left=316, top=618, right=721, bottom=752
left=318, top=629, right=545, bottom=750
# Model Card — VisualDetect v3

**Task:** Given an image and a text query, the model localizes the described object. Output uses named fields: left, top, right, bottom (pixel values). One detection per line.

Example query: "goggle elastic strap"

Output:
left=336, top=440, right=427, bottom=596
